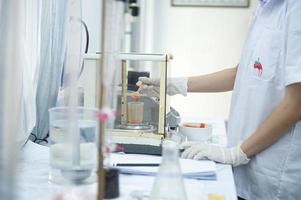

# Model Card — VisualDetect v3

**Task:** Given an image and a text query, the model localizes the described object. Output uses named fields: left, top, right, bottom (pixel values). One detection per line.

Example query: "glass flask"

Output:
left=150, top=140, right=187, bottom=200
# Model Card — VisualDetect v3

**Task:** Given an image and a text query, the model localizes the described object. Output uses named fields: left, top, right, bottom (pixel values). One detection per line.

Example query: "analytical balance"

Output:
left=109, top=53, right=180, bottom=155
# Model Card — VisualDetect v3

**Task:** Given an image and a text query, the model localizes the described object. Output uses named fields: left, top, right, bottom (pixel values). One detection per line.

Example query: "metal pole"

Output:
left=97, top=0, right=106, bottom=199
left=121, top=60, right=127, bottom=125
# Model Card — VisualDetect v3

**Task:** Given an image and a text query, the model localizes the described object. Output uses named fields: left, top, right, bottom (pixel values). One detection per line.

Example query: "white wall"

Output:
left=152, top=0, right=258, bottom=120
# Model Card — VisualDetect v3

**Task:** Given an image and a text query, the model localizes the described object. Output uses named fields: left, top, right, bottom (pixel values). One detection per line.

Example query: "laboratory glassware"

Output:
left=127, top=101, right=144, bottom=124
left=150, top=140, right=187, bottom=200
left=49, top=107, right=99, bottom=184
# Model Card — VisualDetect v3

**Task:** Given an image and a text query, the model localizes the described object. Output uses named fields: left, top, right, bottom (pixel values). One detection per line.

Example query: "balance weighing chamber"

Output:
left=108, top=53, right=180, bottom=155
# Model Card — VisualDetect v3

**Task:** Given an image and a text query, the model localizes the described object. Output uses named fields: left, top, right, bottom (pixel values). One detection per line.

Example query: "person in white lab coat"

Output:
left=137, top=0, right=301, bottom=199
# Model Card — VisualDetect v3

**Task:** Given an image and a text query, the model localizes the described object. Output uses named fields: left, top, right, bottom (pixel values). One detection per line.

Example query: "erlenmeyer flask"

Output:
left=150, top=140, right=187, bottom=200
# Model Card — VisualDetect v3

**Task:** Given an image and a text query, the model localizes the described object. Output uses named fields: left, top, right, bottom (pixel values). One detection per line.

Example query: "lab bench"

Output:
left=17, top=119, right=237, bottom=200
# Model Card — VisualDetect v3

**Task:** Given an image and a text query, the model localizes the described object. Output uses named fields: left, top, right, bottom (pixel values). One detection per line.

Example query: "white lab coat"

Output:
left=227, top=0, right=301, bottom=199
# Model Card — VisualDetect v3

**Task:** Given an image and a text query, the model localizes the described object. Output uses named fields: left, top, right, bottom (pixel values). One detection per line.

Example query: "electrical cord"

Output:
left=30, top=133, right=49, bottom=144
left=60, top=18, right=90, bottom=87
left=78, top=18, right=90, bottom=77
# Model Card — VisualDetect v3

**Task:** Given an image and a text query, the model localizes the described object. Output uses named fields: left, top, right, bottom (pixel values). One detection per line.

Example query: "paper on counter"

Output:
left=110, top=153, right=217, bottom=180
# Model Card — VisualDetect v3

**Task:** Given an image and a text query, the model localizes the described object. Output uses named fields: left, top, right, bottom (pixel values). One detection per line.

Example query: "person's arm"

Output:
left=137, top=65, right=238, bottom=97
left=241, top=83, right=301, bottom=157
left=188, top=65, right=238, bottom=93
left=181, top=83, right=301, bottom=166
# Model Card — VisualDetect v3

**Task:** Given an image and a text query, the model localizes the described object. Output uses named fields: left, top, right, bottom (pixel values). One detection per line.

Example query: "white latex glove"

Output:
left=136, top=77, right=188, bottom=98
left=181, top=142, right=250, bottom=167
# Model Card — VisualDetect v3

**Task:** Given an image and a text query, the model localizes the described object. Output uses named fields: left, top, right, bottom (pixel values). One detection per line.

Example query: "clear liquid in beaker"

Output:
left=49, top=119, right=98, bottom=185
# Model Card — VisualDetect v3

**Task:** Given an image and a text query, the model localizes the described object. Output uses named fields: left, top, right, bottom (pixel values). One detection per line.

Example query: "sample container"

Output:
left=127, top=102, right=144, bottom=124
left=49, top=107, right=99, bottom=184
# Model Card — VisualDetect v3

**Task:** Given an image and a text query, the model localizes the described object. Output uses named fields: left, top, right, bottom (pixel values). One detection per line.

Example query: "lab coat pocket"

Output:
left=250, top=28, right=282, bottom=81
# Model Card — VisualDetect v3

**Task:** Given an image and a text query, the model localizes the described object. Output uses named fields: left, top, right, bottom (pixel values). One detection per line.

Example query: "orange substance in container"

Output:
left=131, top=84, right=144, bottom=101
left=183, top=123, right=206, bottom=128
left=131, top=91, right=141, bottom=101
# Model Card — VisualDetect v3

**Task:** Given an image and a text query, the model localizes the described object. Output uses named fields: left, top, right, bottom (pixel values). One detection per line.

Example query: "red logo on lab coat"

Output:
left=254, top=58, right=263, bottom=77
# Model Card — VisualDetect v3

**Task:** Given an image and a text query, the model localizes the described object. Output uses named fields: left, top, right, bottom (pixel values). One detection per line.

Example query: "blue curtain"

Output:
left=31, top=1, right=68, bottom=144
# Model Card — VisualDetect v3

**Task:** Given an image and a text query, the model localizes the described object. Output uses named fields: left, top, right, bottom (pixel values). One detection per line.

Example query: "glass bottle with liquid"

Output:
left=150, top=140, right=187, bottom=200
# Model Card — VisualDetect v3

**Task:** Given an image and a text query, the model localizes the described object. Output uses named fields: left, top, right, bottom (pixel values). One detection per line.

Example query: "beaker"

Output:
left=127, top=102, right=144, bottom=124
left=49, top=107, right=99, bottom=184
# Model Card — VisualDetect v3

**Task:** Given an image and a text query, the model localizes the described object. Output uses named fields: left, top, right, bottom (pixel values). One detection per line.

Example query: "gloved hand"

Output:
left=136, top=77, right=188, bottom=98
left=181, top=142, right=250, bottom=167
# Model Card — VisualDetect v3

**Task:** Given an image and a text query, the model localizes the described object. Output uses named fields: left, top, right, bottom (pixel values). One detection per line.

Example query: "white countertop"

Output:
left=16, top=119, right=237, bottom=200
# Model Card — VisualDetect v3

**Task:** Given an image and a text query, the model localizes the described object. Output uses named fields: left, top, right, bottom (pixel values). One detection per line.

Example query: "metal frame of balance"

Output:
left=110, top=53, right=172, bottom=155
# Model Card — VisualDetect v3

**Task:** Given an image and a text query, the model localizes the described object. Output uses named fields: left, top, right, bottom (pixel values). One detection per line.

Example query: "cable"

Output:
left=78, top=19, right=89, bottom=78
left=60, top=18, right=90, bottom=87
left=30, top=132, right=49, bottom=144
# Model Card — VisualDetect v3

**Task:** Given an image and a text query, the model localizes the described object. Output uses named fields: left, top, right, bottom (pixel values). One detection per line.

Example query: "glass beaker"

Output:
left=49, top=107, right=99, bottom=184
left=127, top=102, right=144, bottom=124
left=150, top=140, right=187, bottom=200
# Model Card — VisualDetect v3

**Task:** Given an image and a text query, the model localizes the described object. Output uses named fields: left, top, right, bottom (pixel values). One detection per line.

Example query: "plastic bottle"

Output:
left=150, top=140, right=187, bottom=200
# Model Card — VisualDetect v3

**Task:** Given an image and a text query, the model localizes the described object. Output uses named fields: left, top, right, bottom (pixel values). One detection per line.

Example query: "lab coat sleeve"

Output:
left=284, top=1, right=301, bottom=86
